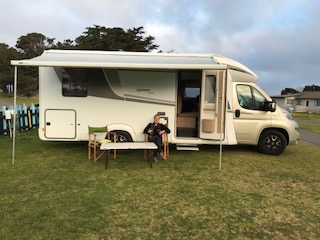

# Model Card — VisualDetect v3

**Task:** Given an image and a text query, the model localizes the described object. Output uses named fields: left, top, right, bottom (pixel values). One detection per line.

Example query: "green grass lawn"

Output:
left=0, top=96, right=39, bottom=106
left=1, top=130, right=319, bottom=239
left=292, top=112, right=320, bottom=134
left=293, top=112, right=320, bottom=120
left=299, top=123, right=320, bottom=134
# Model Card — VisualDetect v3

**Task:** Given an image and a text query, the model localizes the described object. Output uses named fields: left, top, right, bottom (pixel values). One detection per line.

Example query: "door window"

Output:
left=204, top=75, right=216, bottom=104
left=236, top=85, right=266, bottom=110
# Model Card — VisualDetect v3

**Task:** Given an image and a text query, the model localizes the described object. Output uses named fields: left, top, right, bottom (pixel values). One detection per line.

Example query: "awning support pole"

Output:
left=12, top=66, right=18, bottom=165
left=219, top=75, right=226, bottom=170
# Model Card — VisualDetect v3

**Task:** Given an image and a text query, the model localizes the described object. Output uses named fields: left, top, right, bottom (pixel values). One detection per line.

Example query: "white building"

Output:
left=271, top=92, right=320, bottom=112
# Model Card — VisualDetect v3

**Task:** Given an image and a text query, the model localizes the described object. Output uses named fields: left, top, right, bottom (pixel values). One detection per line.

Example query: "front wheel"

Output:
left=258, top=130, right=287, bottom=155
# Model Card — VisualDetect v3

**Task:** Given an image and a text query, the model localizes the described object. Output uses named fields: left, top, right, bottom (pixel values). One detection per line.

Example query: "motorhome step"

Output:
left=176, top=145, right=199, bottom=151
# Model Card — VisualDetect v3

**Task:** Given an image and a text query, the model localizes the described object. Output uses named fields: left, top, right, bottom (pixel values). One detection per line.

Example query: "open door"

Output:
left=200, top=70, right=226, bottom=140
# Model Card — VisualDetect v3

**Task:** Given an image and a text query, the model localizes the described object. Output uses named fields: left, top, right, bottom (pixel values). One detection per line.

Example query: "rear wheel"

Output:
left=114, top=131, right=132, bottom=143
left=258, top=130, right=287, bottom=155
left=113, top=131, right=132, bottom=154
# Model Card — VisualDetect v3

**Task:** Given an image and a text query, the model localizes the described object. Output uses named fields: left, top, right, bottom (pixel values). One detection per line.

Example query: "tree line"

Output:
left=280, top=85, right=320, bottom=95
left=1, top=25, right=318, bottom=97
left=0, top=25, right=158, bottom=96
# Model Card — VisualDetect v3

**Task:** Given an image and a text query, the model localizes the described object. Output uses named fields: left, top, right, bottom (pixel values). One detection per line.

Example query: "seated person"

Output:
left=144, top=114, right=171, bottom=162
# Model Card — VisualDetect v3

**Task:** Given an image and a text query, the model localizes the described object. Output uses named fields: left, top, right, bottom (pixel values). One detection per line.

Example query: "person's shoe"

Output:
left=153, top=157, right=158, bottom=163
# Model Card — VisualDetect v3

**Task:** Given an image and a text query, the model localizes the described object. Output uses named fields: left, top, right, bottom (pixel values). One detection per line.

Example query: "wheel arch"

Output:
left=259, top=128, right=289, bottom=146
left=107, top=124, right=137, bottom=141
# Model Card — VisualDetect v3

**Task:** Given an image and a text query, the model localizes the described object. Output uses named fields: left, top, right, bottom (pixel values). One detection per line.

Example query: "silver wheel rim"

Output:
left=117, top=134, right=127, bottom=142
left=264, top=135, right=282, bottom=151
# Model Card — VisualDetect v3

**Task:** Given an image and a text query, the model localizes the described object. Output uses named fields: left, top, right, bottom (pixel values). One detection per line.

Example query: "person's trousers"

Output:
left=150, top=136, right=162, bottom=157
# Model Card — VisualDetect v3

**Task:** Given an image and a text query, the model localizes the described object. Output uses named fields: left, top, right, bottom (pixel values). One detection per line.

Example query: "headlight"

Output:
left=282, top=109, right=294, bottom=120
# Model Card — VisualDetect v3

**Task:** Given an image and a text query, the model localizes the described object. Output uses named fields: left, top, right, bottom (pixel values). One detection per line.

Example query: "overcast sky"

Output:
left=1, top=0, right=319, bottom=95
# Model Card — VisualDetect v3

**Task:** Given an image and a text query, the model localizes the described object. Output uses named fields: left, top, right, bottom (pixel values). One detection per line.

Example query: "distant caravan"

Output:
left=11, top=50, right=300, bottom=155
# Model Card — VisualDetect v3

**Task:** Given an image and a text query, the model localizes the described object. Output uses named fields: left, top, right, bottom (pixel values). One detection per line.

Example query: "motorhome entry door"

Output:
left=200, top=70, right=226, bottom=140
left=45, top=109, right=76, bottom=139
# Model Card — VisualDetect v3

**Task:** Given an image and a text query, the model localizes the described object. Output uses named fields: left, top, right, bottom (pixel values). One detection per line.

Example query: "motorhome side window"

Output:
left=236, top=85, right=266, bottom=110
left=62, top=68, right=87, bottom=97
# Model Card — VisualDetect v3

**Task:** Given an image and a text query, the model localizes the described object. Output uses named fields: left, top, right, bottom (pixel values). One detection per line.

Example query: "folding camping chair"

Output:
left=143, top=132, right=169, bottom=160
left=88, top=126, right=117, bottom=162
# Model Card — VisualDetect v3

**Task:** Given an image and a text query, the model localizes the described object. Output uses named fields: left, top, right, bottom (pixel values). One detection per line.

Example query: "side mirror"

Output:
left=264, top=101, right=276, bottom=112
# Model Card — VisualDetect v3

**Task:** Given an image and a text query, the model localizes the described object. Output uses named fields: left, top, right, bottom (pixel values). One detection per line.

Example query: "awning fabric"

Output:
left=11, top=50, right=256, bottom=76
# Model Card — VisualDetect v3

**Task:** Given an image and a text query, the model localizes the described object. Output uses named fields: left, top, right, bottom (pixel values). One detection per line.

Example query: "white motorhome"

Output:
left=11, top=50, right=300, bottom=155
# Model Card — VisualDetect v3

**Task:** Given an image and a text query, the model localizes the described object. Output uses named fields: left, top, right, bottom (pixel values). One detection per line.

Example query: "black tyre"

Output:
left=114, top=131, right=132, bottom=143
left=258, top=130, right=287, bottom=155
left=113, top=131, right=132, bottom=154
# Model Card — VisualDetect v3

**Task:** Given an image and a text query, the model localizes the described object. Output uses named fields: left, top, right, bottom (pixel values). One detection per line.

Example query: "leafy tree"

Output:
left=54, top=39, right=75, bottom=50
left=303, top=84, right=320, bottom=92
left=126, top=27, right=159, bottom=51
left=0, top=26, right=159, bottom=96
left=75, top=25, right=158, bottom=51
left=281, top=88, right=299, bottom=95
left=16, top=32, right=55, bottom=58
left=0, top=43, right=21, bottom=94
left=14, top=33, right=55, bottom=95
left=16, top=75, right=38, bottom=96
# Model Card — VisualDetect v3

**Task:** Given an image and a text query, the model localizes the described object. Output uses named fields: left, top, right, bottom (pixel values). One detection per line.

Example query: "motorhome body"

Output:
left=11, top=50, right=300, bottom=155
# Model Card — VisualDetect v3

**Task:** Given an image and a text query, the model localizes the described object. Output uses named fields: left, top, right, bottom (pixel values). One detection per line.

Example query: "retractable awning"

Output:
left=11, top=50, right=256, bottom=76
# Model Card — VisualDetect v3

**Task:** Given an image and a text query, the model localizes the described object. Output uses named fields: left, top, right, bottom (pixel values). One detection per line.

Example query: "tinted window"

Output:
left=237, top=85, right=266, bottom=110
left=252, top=88, right=267, bottom=110
left=62, top=68, right=87, bottom=97
left=184, top=87, right=200, bottom=98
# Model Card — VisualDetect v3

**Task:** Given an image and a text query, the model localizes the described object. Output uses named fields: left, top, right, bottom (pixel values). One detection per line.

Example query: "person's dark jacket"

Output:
left=143, top=123, right=170, bottom=139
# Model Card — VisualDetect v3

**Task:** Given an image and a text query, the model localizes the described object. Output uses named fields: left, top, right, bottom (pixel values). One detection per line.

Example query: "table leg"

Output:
left=105, top=152, right=109, bottom=169
left=148, top=149, right=153, bottom=168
